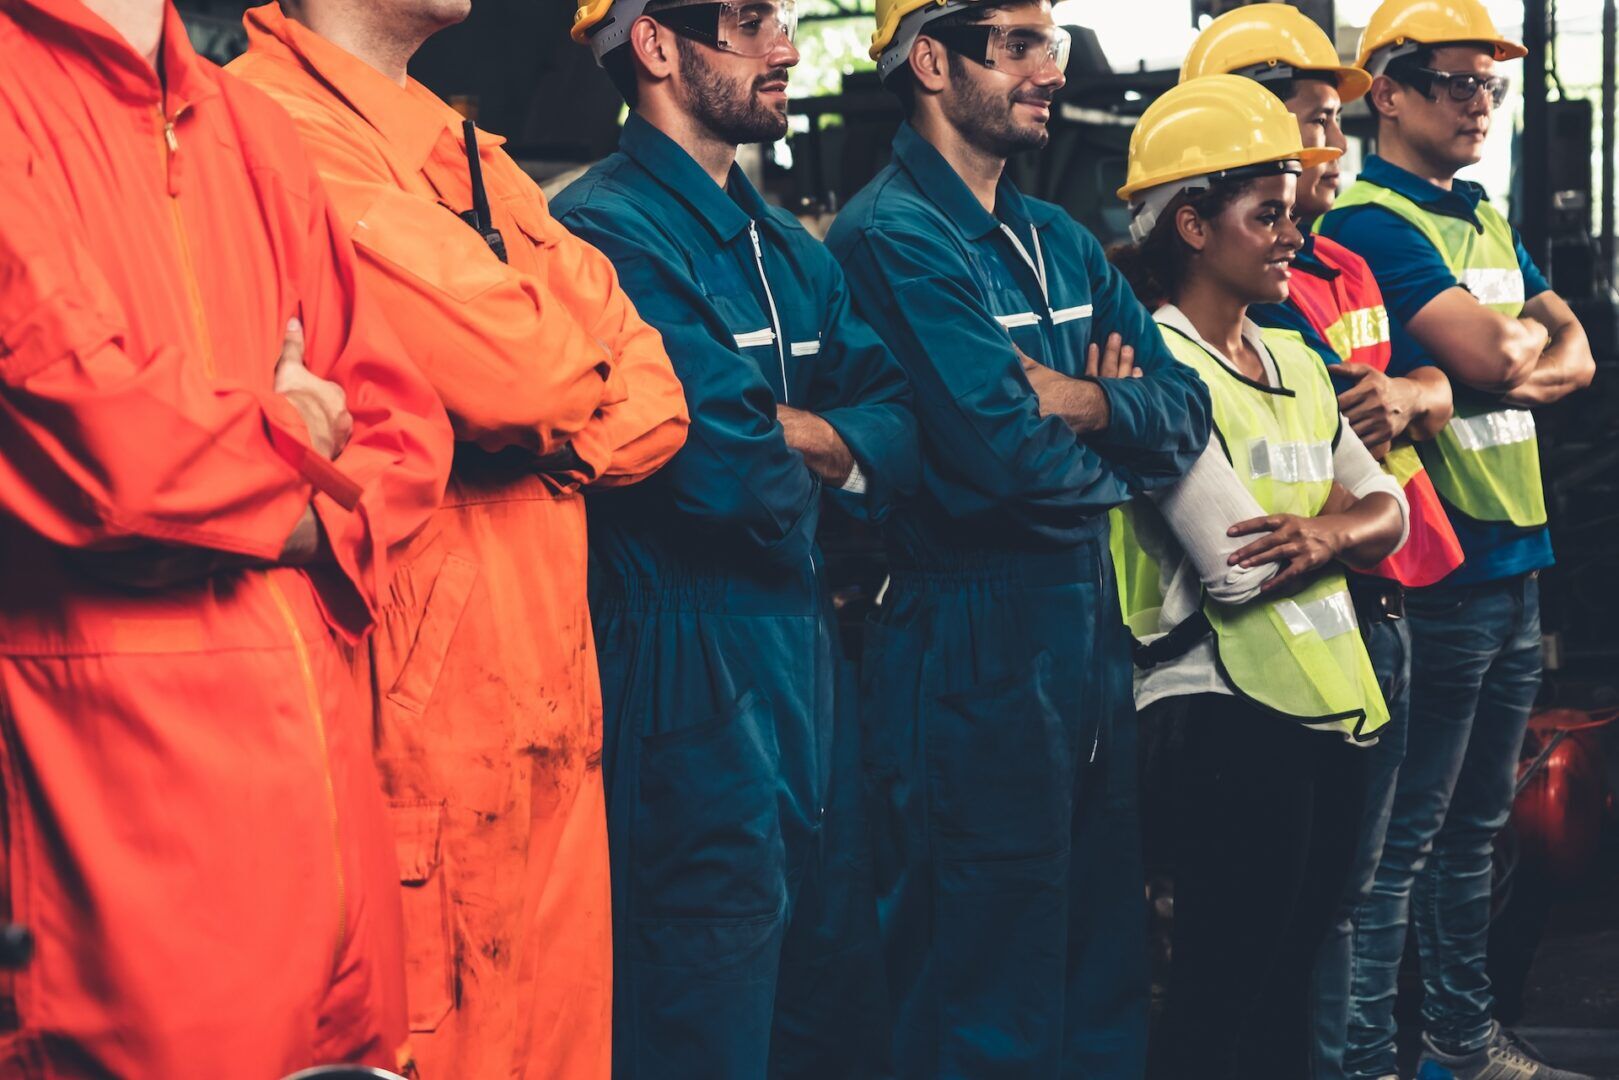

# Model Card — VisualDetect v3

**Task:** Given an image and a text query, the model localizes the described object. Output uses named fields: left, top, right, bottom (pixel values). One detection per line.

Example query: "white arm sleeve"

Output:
left=1148, top=438, right=1281, bottom=605
left=1332, top=418, right=1410, bottom=553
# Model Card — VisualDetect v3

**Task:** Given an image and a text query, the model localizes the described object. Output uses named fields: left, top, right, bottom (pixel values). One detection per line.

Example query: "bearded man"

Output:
left=824, top=0, right=1211, bottom=1075
left=552, top=0, right=918, bottom=1076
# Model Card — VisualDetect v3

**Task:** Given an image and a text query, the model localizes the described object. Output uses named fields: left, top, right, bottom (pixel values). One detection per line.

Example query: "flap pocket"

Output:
left=387, top=554, right=480, bottom=716
left=389, top=800, right=454, bottom=1033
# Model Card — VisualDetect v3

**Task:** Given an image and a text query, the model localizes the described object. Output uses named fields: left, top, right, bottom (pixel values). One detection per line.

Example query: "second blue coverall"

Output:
left=553, top=113, right=919, bottom=1079
left=826, top=122, right=1211, bottom=1079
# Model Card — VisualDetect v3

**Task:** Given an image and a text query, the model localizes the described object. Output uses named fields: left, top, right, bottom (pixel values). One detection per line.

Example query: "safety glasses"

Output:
left=1407, top=66, right=1511, bottom=107
left=649, top=0, right=798, bottom=57
left=924, top=23, right=1072, bottom=78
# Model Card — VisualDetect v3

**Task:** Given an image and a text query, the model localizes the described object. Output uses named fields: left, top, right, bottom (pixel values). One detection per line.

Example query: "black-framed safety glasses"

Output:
left=649, top=0, right=797, bottom=57
left=1400, top=66, right=1511, bottom=107
left=923, top=22, right=1072, bottom=78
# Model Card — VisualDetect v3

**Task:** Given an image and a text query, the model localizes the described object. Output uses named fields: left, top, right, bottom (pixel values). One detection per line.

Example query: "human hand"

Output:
left=1335, top=363, right=1419, bottom=447
left=1226, top=512, right=1345, bottom=596
left=274, top=319, right=352, bottom=460
left=1084, top=332, right=1143, bottom=380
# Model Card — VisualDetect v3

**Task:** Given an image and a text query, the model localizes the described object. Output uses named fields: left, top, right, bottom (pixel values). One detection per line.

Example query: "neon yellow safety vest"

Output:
left=1326, top=182, right=1547, bottom=528
left=1110, top=325, right=1389, bottom=741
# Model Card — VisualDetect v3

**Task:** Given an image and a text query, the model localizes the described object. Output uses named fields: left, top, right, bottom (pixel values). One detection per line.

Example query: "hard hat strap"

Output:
left=877, top=0, right=975, bottom=81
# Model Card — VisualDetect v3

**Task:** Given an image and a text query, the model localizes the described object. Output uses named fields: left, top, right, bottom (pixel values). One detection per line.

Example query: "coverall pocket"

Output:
left=634, top=689, right=786, bottom=924
left=927, top=651, right=1079, bottom=861
left=390, top=799, right=454, bottom=1034
left=386, top=554, right=479, bottom=716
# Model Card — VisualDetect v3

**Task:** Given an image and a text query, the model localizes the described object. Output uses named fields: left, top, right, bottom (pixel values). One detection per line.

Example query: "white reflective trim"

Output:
left=1247, top=437, right=1334, bottom=483
left=790, top=339, right=821, bottom=357
left=1448, top=409, right=1537, bottom=451
left=1274, top=591, right=1357, bottom=641
left=1459, top=268, right=1526, bottom=307
left=994, top=311, right=1042, bottom=329
left=840, top=461, right=868, bottom=494
left=1050, top=304, right=1094, bottom=325
left=734, top=327, right=777, bottom=348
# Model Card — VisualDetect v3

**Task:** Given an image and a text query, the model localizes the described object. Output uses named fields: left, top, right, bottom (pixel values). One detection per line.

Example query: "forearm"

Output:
left=1501, top=321, right=1596, bottom=407
left=1030, top=372, right=1111, bottom=435
left=779, top=406, right=854, bottom=485
left=1149, top=440, right=1279, bottom=603
left=1324, top=492, right=1403, bottom=568
left=1401, top=366, right=1454, bottom=442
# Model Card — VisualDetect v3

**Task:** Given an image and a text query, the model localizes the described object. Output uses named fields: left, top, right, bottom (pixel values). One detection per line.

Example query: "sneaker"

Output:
left=1415, top=1022, right=1598, bottom=1079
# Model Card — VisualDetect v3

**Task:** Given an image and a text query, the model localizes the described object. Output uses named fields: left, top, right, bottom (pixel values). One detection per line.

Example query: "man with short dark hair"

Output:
left=826, top=1, right=1210, bottom=1074
left=1318, top=0, right=1595, bottom=1077
left=555, top=0, right=919, bottom=1074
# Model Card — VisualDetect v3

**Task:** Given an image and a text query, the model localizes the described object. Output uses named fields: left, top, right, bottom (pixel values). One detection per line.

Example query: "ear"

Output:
left=1368, top=73, right=1401, bottom=120
left=1174, top=203, right=1209, bottom=253
left=629, top=14, right=678, bottom=82
left=909, top=34, right=950, bottom=94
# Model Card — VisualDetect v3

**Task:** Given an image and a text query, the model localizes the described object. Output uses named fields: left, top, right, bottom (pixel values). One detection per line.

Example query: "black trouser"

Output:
left=1146, top=693, right=1370, bottom=1080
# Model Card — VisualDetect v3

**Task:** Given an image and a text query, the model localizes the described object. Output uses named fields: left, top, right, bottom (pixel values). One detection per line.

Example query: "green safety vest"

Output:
left=1110, top=325, right=1389, bottom=741
left=1327, top=181, right=1547, bottom=528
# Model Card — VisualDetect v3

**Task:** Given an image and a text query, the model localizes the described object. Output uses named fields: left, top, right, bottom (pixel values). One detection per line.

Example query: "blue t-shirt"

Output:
left=1317, top=155, right=1553, bottom=586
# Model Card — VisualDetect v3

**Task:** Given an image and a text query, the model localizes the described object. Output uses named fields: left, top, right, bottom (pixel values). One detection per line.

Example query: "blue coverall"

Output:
left=553, top=113, right=919, bottom=1079
left=826, top=122, right=1211, bottom=1079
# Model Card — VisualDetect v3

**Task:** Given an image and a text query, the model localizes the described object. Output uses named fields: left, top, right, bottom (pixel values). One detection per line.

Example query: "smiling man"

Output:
left=1316, top=1, right=1595, bottom=1078
left=825, top=1, right=1210, bottom=1074
left=554, top=1, right=918, bottom=1075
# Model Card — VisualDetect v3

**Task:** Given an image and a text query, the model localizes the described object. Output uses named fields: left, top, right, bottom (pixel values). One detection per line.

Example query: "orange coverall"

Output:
left=0, top=1, right=454, bottom=1077
left=232, top=7, right=689, bottom=1076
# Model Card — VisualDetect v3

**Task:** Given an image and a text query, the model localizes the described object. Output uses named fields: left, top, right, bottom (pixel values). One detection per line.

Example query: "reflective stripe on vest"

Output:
left=1327, top=182, right=1547, bottom=528
left=1112, top=324, right=1389, bottom=740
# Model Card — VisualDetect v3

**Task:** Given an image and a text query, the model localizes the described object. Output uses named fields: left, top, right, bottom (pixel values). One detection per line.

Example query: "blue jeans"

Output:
left=1312, top=615, right=1411, bottom=1080
left=1343, top=574, right=1542, bottom=1080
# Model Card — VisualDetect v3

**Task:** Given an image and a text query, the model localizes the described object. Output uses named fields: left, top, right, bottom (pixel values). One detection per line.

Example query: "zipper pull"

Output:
left=164, top=120, right=178, bottom=154
left=749, top=220, right=763, bottom=257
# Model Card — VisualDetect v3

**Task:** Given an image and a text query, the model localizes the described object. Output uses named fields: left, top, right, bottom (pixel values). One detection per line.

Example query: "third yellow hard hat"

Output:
left=1181, top=3, right=1371, bottom=102
left=1356, top=0, right=1526, bottom=74
left=1119, top=74, right=1341, bottom=201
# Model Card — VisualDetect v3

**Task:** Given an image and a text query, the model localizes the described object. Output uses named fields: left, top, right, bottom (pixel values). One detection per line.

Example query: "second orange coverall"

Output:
left=0, top=0, right=454, bottom=1075
left=232, top=6, right=689, bottom=1076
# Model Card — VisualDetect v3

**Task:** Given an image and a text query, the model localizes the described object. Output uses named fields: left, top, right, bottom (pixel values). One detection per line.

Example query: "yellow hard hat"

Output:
left=1355, top=0, right=1526, bottom=75
left=1117, top=75, right=1341, bottom=238
left=870, top=0, right=975, bottom=79
left=1181, top=3, right=1371, bottom=103
left=571, top=0, right=652, bottom=58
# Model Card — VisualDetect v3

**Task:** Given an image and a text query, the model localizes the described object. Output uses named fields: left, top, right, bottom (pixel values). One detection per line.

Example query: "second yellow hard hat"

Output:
left=1182, top=3, right=1371, bottom=102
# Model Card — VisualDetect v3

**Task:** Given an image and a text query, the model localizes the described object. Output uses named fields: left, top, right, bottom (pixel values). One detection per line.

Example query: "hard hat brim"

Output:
left=1359, top=34, right=1528, bottom=71
left=1116, top=145, right=1342, bottom=202
left=1333, top=66, right=1373, bottom=102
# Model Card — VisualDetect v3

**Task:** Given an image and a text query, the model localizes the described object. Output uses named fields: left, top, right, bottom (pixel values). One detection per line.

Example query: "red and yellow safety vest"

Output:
left=1288, top=234, right=1464, bottom=587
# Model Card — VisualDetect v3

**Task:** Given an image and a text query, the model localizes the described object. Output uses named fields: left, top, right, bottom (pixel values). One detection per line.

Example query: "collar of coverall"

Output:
left=616, top=111, right=774, bottom=243
left=890, top=121, right=1062, bottom=240
left=1358, top=152, right=1490, bottom=227
left=9, top=0, right=217, bottom=109
left=243, top=3, right=507, bottom=174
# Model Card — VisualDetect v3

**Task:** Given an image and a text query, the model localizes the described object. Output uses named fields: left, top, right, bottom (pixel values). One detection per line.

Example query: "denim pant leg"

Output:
left=1312, top=616, right=1410, bottom=1080
left=1343, top=577, right=1531, bottom=1080
left=1416, top=576, right=1541, bottom=1053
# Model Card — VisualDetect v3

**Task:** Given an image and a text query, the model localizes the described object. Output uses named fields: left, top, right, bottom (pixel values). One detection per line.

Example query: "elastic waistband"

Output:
left=886, top=540, right=1103, bottom=592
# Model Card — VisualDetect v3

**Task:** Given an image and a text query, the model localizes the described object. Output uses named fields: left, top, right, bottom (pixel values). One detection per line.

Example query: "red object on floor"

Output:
left=1512, top=708, right=1618, bottom=888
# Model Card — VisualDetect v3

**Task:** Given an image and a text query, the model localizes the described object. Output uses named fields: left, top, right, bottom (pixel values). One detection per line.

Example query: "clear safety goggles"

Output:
left=650, top=0, right=798, bottom=57
left=1406, top=66, right=1511, bottom=107
left=925, top=23, right=1072, bottom=78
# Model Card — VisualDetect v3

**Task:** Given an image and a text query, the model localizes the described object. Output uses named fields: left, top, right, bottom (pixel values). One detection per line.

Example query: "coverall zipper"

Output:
left=749, top=221, right=830, bottom=810
left=748, top=221, right=791, bottom=404
left=266, top=576, right=350, bottom=967
left=155, top=105, right=218, bottom=379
